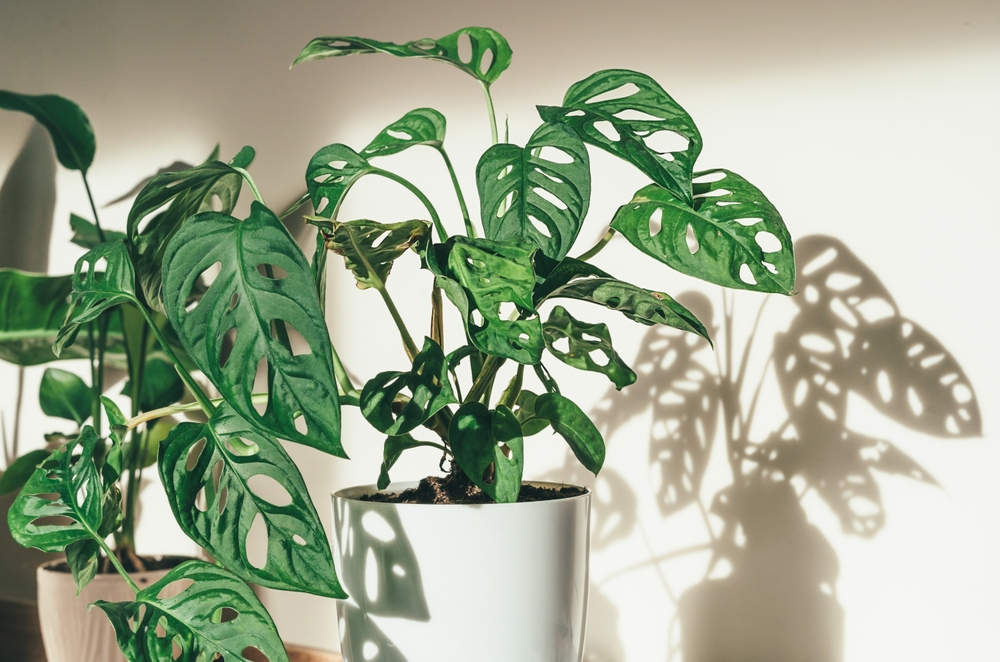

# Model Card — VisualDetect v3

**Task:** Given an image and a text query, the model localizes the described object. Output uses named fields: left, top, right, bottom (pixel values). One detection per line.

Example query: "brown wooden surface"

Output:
left=0, top=598, right=46, bottom=662
left=286, top=644, right=342, bottom=662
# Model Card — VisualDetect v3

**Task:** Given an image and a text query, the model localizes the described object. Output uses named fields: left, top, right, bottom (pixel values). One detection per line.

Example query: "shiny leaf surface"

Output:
left=543, top=305, right=636, bottom=389
left=0, top=90, right=95, bottom=173
left=362, top=108, right=446, bottom=158
left=536, top=393, right=605, bottom=475
left=449, top=402, right=523, bottom=503
left=39, top=367, right=92, bottom=425
left=65, top=538, right=100, bottom=595
left=306, top=144, right=377, bottom=219
left=511, top=390, right=549, bottom=436
left=377, top=433, right=435, bottom=490
left=313, top=218, right=429, bottom=290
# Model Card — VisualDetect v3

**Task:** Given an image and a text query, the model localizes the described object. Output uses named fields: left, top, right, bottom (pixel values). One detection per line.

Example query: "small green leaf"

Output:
left=535, top=393, right=605, bottom=475
left=543, top=305, right=636, bottom=389
left=121, top=357, right=184, bottom=411
left=69, top=214, right=126, bottom=250
left=94, top=560, right=289, bottom=662
left=227, top=145, right=256, bottom=169
left=294, top=27, right=512, bottom=86
left=158, top=404, right=345, bottom=598
left=512, top=390, right=549, bottom=437
left=312, top=218, right=430, bottom=290
left=0, top=90, right=95, bottom=173
left=162, top=202, right=342, bottom=456
left=377, top=433, right=434, bottom=490
left=610, top=173, right=795, bottom=294
left=362, top=108, right=446, bottom=158
left=0, top=449, right=51, bottom=496
left=39, top=367, right=92, bottom=425
left=99, top=396, right=126, bottom=486
left=449, top=403, right=523, bottom=503
left=361, top=338, right=457, bottom=436
left=477, top=122, right=591, bottom=261
left=538, top=69, right=702, bottom=203
left=65, top=538, right=100, bottom=596
left=305, top=144, right=378, bottom=219
left=8, top=427, right=103, bottom=552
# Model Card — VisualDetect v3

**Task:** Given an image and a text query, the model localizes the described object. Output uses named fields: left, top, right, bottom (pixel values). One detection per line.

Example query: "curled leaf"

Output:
left=543, top=305, right=636, bottom=389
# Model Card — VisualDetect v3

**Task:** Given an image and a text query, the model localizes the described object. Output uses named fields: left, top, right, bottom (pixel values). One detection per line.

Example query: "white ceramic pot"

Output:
left=36, top=557, right=187, bottom=662
left=332, top=481, right=591, bottom=662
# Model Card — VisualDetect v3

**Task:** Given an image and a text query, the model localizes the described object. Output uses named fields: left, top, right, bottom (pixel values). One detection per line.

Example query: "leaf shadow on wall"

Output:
left=548, top=234, right=981, bottom=662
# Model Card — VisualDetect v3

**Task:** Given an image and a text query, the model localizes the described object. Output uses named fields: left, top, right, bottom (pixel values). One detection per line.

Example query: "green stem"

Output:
left=330, top=343, right=357, bottom=396
left=312, top=232, right=328, bottom=313
left=137, top=306, right=215, bottom=415
left=375, top=169, right=447, bottom=242
left=465, top=354, right=505, bottom=404
left=498, top=364, right=524, bottom=409
left=87, top=322, right=100, bottom=431
left=280, top=192, right=311, bottom=220
left=121, top=321, right=149, bottom=551
left=481, top=82, right=499, bottom=145
left=233, top=167, right=265, bottom=205
left=124, top=393, right=268, bottom=432
left=97, top=537, right=140, bottom=594
left=437, top=147, right=475, bottom=238
left=575, top=228, right=616, bottom=262
left=82, top=175, right=107, bottom=244
left=377, top=285, right=419, bottom=361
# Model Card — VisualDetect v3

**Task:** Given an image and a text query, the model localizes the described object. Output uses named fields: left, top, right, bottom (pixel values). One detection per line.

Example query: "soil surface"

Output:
left=360, top=471, right=587, bottom=505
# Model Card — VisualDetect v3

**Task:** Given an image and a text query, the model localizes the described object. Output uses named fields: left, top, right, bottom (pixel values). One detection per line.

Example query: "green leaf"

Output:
left=610, top=172, right=795, bottom=294
left=158, top=404, right=345, bottom=598
left=121, top=357, right=184, bottom=411
left=54, top=241, right=138, bottom=357
left=94, top=560, right=289, bottom=662
left=362, top=108, right=446, bottom=158
left=0, top=449, right=52, bottom=496
left=7, top=427, right=103, bottom=552
left=538, top=69, right=702, bottom=204
left=449, top=403, right=523, bottom=503
left=535, top=393, right=605, bottom=475
left=512, top=390, right=549, bottom=437
left=0, top=269, right=124, bottom=366
left=99, top=396, right=126, bottom=486
left=39, top=367, right=93, bottom=425
left=128, top=417, right=175, bottom=470
left=543, top=305, right=636, bottom=389
left=477, top=122, right=591, bottom=261
left=0, top=90, right=95, bottom=173
left=294, top=27, right=512, bottom=86
left=162, top=202, right=342, bottom=455
left=377, top=433, right=436, bottom=490
left=228, top=144, right=255, bottom=169
left=69, top=214, right=126, bottom=250
left=361, top=338, right=457, bottom=436
left=312, top=218, right=430, bottom=290
left=306, top=144, right=377, bottom=219
left=432, top=237, right=543, bottom=364
left=65, top=538, right=100, bottom=596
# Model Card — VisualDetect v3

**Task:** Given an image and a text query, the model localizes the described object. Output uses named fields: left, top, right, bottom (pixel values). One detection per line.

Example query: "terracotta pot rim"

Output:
left=334, top=479, right=591, bottom=505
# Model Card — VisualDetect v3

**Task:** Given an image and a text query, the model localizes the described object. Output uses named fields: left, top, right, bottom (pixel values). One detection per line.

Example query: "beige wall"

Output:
left=1, top=0, right=998, bottom=659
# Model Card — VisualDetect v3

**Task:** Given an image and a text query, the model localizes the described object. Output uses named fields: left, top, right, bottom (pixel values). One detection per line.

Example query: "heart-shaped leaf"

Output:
left=362, top=108, right=446, bottom=158
left=162, top=202, right=342, bottom=456
left=477, top=122, right=591, bottom=261
left=361, top=338, right=456, bottom=436
left=377, top=433, right=442, bottom=490
left=39, top=367, right=92, bottom=425
left=535, top=393, right=605, bottom=475
left=432, top=237, right=543, bottom=364
left=306, top=144, right=378, bottom=219
left=158, top=403, right=344, bottom=598
left=611, top=171, right=795, bottom=294
left=0, top=90, right=95, bottom=173
left=69, top=214, right=126, bottom=250
left=294, top=27, right=512, bottom=86
left=312, top=218, right=430, bottom=290
left=543, top=305, right=636, bottom=389
left=538, top=70, right=702, bottom=203
left=449, top=402, right=523, bottom=503
left=54, top=240, right=139, bottom=357
left=95, top=560, right=289, bottom=662
left=7, top=427, right=103, bottom=552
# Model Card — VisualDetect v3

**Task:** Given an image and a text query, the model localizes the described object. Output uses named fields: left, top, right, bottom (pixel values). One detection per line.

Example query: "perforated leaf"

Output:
left=0, top=90, right=95, bottom=173
left=306, top=144, right=378, bottom=219
left=611, top=172, right=794, bottom=294
left=158, top=404, right=344, bottom=598
left=312, top=218, right=430, bottom=290
left=477, top=122, right=591, bottom=261
left=294, top=27, right=512, bottom=85
left=449, top=403, right=523, bottom=503
left=161, top=202, right=342, bottom=455
left=538, top=70, right=702, bottom=203
left=95, top=560, right=289, bottom=662
left=543, top=305, right=636, bottom=389
left=362, top=108, right=446, bottom=158
left=535, top=393, right=605, bottom=475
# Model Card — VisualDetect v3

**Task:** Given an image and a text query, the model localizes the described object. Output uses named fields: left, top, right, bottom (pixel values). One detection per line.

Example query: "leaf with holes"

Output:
left=377, top=433, right=441, bottom=490
left=433, top=237, right=543, bottom=364
left=54, top=241, right=138, bottom=357
left=538, top=70, right=702, bottom=203
left=39, top=367, right=93, bottom=425
left=477, top=122, right=591, bottom=261
left=7, top=427, right=103, bottom=552
left=294, top=27, right=512, bottom=86
left=535, top=393, right=605, bottom=475
left=449, top=402, right=523, bottom=503
left=0, top=90, right=95, bottom=173
left=361, top=338, right=456, bottom=436
left=161, top=202, right=342, bottom=455
left=543, top=305, right=636, bottom=389
left=611, top=171, right=794, bottom=294
left=306, top=144, right=378, bottom=219
left=362, top=108, right=447, bottom=158
left=158, top=403, right=344, bottom=598
left=70, top=214, right=126, bottom=250
left=312, top=218, right=430, bottom=290
left=94, top=560, right=289, bottom=662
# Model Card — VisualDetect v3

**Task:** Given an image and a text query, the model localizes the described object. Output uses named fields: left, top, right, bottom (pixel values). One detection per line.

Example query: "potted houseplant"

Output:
left=3, top=25, right=795, bottom=661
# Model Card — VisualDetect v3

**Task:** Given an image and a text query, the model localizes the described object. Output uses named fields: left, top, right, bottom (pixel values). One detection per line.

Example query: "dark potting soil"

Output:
left=359, top=471, right=587, bottom=505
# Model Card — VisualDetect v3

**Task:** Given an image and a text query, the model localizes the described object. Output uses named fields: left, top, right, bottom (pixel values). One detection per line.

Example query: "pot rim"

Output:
left=333, top=479, right=590, bottom=506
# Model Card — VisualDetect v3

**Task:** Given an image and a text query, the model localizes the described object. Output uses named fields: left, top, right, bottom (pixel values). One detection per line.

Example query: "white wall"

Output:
left=1, top=0, right=997, bottom=659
